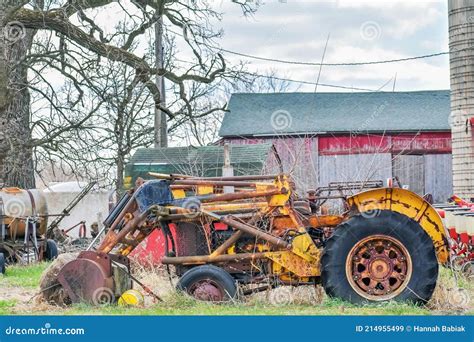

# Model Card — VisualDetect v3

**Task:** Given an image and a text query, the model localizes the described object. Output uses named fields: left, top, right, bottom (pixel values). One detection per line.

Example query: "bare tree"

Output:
left=0, top=0, right=258, bottom=188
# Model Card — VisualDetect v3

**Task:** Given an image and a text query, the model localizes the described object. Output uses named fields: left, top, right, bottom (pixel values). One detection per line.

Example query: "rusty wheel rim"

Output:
left=188, top=279, right=225, bottom=302
left=346, top=235, right=412, bottom=301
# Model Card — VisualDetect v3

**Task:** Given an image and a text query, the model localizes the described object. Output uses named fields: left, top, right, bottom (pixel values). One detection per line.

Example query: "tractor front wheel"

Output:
left=321, top=210, right=438, bottom=304
left=177, top=265, right=237, bottom=302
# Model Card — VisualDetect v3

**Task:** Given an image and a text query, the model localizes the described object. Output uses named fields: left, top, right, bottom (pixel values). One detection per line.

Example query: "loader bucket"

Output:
left=57, top=251, right=131, bottom=305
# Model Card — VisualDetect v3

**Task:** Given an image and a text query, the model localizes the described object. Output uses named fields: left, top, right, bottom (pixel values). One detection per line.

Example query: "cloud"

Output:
left=208, top=0, right=449, bottom=92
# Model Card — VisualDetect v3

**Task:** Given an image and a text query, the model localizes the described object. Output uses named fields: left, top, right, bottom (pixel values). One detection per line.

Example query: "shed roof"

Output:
left=126, top=144, right=279, bottom=183
left=129, top=144, right=275, bottom=165
left=219, top=90, right=451, bottom=137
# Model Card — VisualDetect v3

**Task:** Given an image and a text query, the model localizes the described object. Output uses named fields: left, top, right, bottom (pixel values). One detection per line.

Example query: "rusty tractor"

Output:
left=49, top=173, right=449, bottom=305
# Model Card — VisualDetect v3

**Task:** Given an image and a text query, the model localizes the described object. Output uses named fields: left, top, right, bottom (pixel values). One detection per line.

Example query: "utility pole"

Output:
left=154, top=16, right=167, bottom=148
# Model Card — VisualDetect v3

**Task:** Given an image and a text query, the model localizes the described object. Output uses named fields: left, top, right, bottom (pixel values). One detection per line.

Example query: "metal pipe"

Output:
left=161, top=211, right=256, bottom=221
left=86, top=225, right=107, bottom=251
left=195, top=175, right=279, bottom=181
left=150, top=172, right=278, bottom=181
left=161, top=252, right=267, bottom=265
left=148, top=172, right=194, bottom=180
left=103, top=192, right=131, bottom=228
left=173, top=180, right=259, bottom=187
left=198, top=188, right=286, bottom=203
left=219, top=215, right=290, bottom=249
left=98, top=207, right=152, bottom=254
left=210, top=230, right=243, bottom=257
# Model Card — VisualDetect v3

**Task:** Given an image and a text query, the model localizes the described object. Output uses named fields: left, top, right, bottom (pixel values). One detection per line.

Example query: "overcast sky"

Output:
left=208, top=0, right=449, bottom=92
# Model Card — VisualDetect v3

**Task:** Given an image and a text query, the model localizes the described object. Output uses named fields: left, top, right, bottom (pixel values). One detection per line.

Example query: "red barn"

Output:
left=218, top=90, right=452, bottom=203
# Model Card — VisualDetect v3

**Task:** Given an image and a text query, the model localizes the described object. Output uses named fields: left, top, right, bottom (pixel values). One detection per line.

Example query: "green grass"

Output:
left=0, top=262, right=471, bottom=316
left=25, top=295, right=430, bottom=316
left=0, top=262, right=51, bottom=288
left=0, top=300, right=17, bottom=315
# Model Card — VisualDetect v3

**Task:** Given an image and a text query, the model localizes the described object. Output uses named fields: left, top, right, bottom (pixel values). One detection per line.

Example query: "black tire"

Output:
left=177, top=265, right=237, bottom=302
left=44, top=239, right=59, bottom=261
left=321, top=210, right=438, bottom=304
left=0, top=253, right=5, bottom=274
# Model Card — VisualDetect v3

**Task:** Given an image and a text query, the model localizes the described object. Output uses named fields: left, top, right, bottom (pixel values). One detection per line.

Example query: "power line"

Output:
left=240, top=71, right=387, bottom=92
left=173, top=58, right=381, bottom=91
left=173, top=58, right=447, bottom=94
left=167, top=26, right=449, bottom=67
left=216, top=48, right=449, bottom=66
left=241, top=71, right=449, bottom=96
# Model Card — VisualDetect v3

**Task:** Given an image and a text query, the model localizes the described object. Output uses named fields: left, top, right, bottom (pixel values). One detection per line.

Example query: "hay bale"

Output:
left=38, top=252, right=77, bottom=306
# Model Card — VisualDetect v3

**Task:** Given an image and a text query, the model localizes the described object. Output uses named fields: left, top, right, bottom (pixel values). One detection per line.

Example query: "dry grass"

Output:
left=427, top=266, right=473, bottom=313
left=1, top=258, right=472, bottom=315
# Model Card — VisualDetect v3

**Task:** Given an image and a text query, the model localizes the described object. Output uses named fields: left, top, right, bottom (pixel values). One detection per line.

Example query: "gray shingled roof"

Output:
left=129, top=144, right=274, bottom=165
left=125, top=144, right=279, bottom=183
left=219, top=91, right=450, bottom=137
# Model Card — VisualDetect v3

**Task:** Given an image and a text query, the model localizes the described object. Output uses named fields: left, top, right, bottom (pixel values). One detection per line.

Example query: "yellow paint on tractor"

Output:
left=347, top=187, right=450, bottom=264
left=267, top=250, right=320, bottom=278
left=171, top=188, right=186, bottom=199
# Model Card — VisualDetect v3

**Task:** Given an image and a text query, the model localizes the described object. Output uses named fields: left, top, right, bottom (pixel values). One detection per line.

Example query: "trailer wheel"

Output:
left=322, top=210, right=438, bottom=304
left=0, top=253, right=5, bottom=274
left=44, top=239, right=59, bottom=261
left=177, top=265, right=237, bottom=302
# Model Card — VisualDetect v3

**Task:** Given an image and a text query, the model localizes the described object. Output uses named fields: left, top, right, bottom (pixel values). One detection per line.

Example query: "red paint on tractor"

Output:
left=131, top=224, right=178, bottom=264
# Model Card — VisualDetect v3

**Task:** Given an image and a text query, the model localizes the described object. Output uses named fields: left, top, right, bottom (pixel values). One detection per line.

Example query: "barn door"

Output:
left=392, top=155, right=425, bottom=195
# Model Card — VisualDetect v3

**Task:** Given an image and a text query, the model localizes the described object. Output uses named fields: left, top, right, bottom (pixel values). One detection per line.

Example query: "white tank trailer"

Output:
left=0, top=187, right=58, bottom=274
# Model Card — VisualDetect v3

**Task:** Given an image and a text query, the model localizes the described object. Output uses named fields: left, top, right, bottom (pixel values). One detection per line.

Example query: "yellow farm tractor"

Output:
left=47, top=173, right=449, bottom=305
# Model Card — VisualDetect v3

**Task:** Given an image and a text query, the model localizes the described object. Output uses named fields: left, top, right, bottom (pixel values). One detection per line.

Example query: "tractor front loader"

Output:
left=47, top=173, right=449, bottom=305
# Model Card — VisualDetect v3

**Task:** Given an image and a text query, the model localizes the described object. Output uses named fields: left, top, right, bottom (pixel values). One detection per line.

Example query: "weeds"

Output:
left=0, top=260, right=472, bottom=315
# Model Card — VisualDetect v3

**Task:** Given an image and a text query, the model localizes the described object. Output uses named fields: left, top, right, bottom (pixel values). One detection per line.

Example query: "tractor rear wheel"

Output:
left=177, top=265, right=237, bottom=302
left=321, top=210, right=438, bottom=304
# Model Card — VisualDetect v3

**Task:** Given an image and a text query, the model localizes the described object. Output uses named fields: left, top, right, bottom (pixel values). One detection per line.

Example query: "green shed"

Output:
left=124, top=143, right=281, bottom=189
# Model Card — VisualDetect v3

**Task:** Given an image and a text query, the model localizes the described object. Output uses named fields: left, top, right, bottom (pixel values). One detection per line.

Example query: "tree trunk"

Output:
left=0, top=5, right=36, bottom=188
left=115, top=156, right=124, bottom=197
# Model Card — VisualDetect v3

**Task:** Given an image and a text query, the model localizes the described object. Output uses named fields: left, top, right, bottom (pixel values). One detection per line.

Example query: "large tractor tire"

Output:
left=177, top=265, right=238, bottom=302
left=321, top=210, right=438, bottom=304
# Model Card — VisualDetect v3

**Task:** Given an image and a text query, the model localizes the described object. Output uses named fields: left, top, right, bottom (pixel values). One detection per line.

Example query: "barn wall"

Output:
left=222, top=137, right=318, bottom=194
left=222, top=133, right=452, bottom=202
left=392, top=155, right=425, bottom=195
left=424, top=154, right=453, bottom=203
left=318, top=153, right=392, bottom=187
left=271, top=137, right=318, bottom=193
